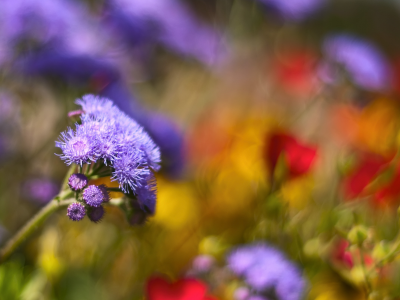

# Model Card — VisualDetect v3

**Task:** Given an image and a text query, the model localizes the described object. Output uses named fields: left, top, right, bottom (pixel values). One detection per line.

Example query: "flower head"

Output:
left=83, top=185, right=107, bottom=207
left=135, top=173, right=157, bottom=214
left=88, top=206, right=105, bottom=223
left=56, top=127, right=94, bottom=166
left=67, top=202, right=86, bottom=221
left=56, top=94, right=161, bottom=194
left=68, top=173, right=88, bottom=191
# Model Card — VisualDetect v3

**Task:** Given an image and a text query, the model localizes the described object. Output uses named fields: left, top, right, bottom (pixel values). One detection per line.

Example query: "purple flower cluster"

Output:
left=320, top=34, right=392, bottom=91
left=228, top=243, right=306, bottom=300
left=56, top=94, right=160, bottom=193
left=57, top=94, right=161, bottom=223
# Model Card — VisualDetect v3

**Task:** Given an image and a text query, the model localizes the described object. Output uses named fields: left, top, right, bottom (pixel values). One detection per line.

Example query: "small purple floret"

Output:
left=83, top=185, right=106, bottom=207
left=67, top=202, right=86, bottom=221
left=68, top=173, right=88, bottom=191
left=88, top=206, right=105, bottom=223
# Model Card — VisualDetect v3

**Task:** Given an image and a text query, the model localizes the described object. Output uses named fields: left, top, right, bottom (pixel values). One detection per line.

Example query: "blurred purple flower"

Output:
left=256, top=0, right=326, bottom=21
left=192, top=255, right=216, bottom=273
left=320, top=34, right=392, bottom=91
left=227, top=243, right=306, bottom=300
left=104, top=0, right=227, bottom=66
left=0, top=0, right=100, bottom=60
left=22, top=178, right=60, bottom=204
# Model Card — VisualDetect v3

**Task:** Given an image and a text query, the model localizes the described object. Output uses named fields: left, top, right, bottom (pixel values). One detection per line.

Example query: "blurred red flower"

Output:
left=343, top=153, right=392, bottom=199
left=272, top=50, right=318, bottom=97
left=146, top=276, right=217, bottom=300
left=264, top=132, right=317, bottom=180
left=374, top=164, right=400, bottom=206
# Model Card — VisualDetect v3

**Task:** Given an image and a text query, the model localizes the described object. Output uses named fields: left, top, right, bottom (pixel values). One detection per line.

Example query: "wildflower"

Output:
left=83, top=185, right=108, bottom=207
left=68, top=173, right=88, bottom=191
left=111, top=150, right=150, bottom=193
left=343, top=153, right=391, bottom=199
left=264, top=131, right=317, bottom=180
left=88, top=206, right=105, bottom=223
left=320, top=34, right=391, bottom=91
left=146, top=276, right=215, bottom=300
left=55, top=128, right=94, bottom=166
left=135, top=173, right=157, bottom=214
left=67, top=202, right=86, bottom=221
left=227, top=243, right=306, bottom=299
left=104, top=0, right=227, bottom=66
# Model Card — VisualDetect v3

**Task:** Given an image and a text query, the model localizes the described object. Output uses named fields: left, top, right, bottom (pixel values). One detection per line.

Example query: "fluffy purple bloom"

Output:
left=55, top=127, right=94, bottom=166
left=56, top=94, right=161, bottom=194
left=320, top=34, right=392, bottom=91
left=22, top=178, right=60, bottom=204
left=227, top=243, right=306, bottom=299
left=111, top=150, right=150, bottom=193
left=135, top=173, right=157, bottom=214
left=256, top=0, right=325, bottom=21
left=68, top=173, right=88, bottom=191
left=83, top=185, right=107, bottom=207
left=88, top=206, right=105, bottom=223
left=67, top=202, right=86, bottom=221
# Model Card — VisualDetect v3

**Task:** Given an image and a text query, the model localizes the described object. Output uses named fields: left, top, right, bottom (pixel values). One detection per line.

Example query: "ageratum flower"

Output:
left=83, top=185, right=108, bottom=207
left=88, top=206, right=105, bottom=223
left=67, top=202, right=86, bottom=221
left=227, top=243, right=306, bottom=300
left=135, top=173, right=157, bottom=214
left=68, top=173, right=88, bottom=191
left=56, top=94, right=161, bottom=194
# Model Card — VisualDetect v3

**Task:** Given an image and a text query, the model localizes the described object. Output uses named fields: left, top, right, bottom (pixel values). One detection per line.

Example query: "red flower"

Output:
left=272, top=50, right=318, bottom=97
left=264, top=132, right=317, bottom=179
left=374, top=164, right=400, bottom=206
left=343, top=153, right=392, bottom=199
left=146, top=276, right=217, bottom=300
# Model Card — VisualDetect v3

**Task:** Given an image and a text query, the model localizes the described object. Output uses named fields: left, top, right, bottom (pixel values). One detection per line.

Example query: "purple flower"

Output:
left=192, top=255, right=215, bottom=273
left=68, top=173, right=88, bottom=191
left=22, top=178, right=60, bottom=204
left=320, top=34, right=392, bottom=91
left=227, top=243, right=306, bottom=299
left=56, top=94, right=161, bottom=194
left=105, top=0, right=227, bottom=66
left=135, top=173, right=157, bottom=214
left=55, top=127, right=94, bottom=166
left=83, top=185, right=107, bottom=207
left=67, top=202, right=86, bottom=221
left=256, top=0, right=325, bottom=21
left=88, top=206, right=105, bottom=223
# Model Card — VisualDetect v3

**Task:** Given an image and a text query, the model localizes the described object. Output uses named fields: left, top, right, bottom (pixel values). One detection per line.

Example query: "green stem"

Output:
left=0, top=198, right=75, bottom=264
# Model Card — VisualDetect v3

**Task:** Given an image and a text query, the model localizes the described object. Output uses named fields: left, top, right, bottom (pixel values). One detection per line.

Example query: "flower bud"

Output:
left=348, top=225, right=368, bottom=245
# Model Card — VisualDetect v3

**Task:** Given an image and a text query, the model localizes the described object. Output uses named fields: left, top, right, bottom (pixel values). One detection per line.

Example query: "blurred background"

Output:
left=2, top=0, right=400, bottom=299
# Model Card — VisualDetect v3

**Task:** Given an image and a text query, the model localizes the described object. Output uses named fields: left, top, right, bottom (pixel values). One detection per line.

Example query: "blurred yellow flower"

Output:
left=280, top=175, right=314, bottom=209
